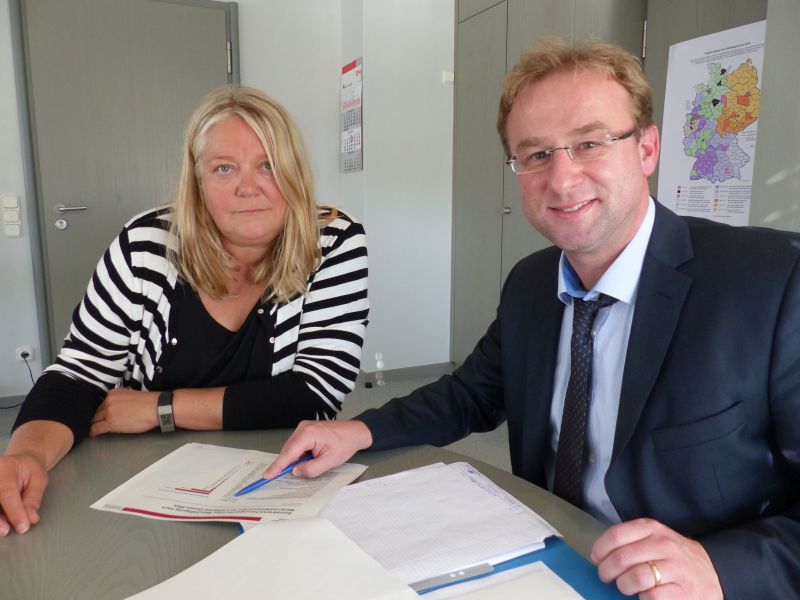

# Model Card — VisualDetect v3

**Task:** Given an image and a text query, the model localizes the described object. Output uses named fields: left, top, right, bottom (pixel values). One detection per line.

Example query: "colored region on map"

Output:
left=682, top=59, right=760, bottom=183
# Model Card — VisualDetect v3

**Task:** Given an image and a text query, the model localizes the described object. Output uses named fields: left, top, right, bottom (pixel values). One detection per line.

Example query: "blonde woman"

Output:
left=0, top=86, right=368, bottom=535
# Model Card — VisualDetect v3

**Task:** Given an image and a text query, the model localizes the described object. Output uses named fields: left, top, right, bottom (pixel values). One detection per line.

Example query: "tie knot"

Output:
left=593, top=293, right=617, bottom=310
left=572, top=293, right=617, bottom=334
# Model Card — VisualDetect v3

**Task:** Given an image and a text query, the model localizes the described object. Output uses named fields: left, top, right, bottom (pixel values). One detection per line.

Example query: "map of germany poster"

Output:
left=658, top=21, right=766, bottom=226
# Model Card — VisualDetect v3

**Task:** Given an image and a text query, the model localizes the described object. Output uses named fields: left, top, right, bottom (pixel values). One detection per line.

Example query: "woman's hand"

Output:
left=90, top=387, right=225, bottom=435
left=0, top=420, right=73, bottom=534
left=89, top=388, right=159, bottom=436
left=0, top=453, right=47, bottom=535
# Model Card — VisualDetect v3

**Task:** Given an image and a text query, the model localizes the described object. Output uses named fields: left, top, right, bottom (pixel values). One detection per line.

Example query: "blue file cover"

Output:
left=493, top=537, right=626, bottom=599
left=236, top=519, right=624, bottom=598
left=419, top=537, right=626, bottom=598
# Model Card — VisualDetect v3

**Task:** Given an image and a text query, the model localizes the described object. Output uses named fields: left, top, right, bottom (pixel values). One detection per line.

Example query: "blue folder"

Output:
left=236, top=521, right=624, bottom=598
left=419, top=537, right=626, bottom=598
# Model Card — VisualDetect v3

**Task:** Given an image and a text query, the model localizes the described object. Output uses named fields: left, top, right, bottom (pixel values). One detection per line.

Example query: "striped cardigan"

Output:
left=43, top=206, right=368, bottom=421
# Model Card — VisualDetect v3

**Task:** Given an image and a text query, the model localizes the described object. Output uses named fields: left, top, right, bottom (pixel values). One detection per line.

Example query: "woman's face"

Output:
left=198, top=115, right=288, bottom=260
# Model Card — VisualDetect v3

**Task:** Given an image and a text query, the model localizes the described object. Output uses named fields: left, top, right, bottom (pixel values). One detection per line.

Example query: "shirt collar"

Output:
left=558, top=197, right=655, bottom=305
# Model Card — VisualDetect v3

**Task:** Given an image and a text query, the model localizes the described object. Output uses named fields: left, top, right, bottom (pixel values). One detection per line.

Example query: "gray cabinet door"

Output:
left=458, top=0, right=504, bottom=23
left=22, top=0, right=236, bottom=356
left=506, top=0, right=574, bottom=69
left=500, top=0, right=646, bottom=282
left=452, top=0, right=647, bottom=363
left=452, top=1, right=507, bottom=363
left=498, top=1, right=574, bottom=284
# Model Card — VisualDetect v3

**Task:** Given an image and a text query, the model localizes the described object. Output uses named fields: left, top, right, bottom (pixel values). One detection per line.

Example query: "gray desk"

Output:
left=0, top=430, right=606, bottom=599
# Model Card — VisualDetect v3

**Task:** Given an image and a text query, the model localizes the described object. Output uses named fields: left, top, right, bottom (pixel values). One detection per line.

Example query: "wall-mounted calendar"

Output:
left=341, top=57, right=363, bottom=173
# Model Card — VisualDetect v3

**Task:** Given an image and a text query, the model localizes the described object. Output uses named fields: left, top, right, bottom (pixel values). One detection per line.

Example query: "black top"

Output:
left=158, top=282, right=320, bottom=429
left=18, top=281, right=322, bottom=434
left=156, top=283, right=272, bottom=390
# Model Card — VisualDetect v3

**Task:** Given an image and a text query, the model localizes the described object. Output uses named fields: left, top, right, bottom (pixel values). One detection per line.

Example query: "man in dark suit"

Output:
left=267, top=37, right=800, bottom=598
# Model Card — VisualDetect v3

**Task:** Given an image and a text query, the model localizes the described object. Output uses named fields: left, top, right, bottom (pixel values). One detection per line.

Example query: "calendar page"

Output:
left=341, top=57, right=363, bottom=172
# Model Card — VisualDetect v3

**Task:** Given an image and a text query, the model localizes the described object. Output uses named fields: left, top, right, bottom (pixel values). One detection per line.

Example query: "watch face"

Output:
left=158, top=403, right=175, bottom=432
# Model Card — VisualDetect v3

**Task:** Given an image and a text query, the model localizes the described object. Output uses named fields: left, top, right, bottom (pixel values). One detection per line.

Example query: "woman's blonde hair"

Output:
left=497, top=36, right=654, bottom=155
left=170, top=85, right=335, bottom=303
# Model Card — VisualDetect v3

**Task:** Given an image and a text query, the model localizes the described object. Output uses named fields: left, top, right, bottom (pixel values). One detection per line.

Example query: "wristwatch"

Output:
left=157, top=390, right=175, bottom=433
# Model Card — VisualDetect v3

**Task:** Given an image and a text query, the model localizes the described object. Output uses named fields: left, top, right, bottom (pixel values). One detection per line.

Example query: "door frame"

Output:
left=8, top=0, right=240, bottom=363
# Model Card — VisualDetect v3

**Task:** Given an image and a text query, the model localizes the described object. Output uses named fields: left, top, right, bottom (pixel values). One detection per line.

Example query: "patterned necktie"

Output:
left=553, top=293, right=618, bottom=508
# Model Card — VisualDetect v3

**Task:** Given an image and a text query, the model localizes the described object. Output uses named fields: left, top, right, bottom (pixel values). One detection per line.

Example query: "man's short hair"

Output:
left=497, top=36, right=654, bottom=155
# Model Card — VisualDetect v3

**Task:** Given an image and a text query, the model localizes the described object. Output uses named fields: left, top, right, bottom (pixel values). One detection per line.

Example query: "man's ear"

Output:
left=638, top=125, right=660, bottom=177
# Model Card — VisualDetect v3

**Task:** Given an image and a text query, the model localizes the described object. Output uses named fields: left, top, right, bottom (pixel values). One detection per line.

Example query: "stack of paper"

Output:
left=118, top=457, right=587, bottom=600
left=320, top=462, right=560, bottom=590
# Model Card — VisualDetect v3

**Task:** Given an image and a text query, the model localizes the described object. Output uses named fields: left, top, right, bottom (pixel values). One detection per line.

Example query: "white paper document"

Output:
left=92, top=443, right=365, bottom=523
left=321, top=462, right=560, bottom=587
left=125, top=517, right=417, bottom=600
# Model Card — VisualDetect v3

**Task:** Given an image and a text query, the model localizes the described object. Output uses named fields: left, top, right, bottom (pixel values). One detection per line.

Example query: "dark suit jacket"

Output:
left=359, top=201, right=800, bottom=599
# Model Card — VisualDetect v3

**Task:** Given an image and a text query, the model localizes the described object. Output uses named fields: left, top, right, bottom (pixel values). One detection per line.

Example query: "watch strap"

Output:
left=157, top=390, right=175, bottom=433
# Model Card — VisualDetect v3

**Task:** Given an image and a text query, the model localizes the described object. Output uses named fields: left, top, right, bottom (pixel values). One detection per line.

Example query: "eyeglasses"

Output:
left=506, top=128, right=638, bottom=175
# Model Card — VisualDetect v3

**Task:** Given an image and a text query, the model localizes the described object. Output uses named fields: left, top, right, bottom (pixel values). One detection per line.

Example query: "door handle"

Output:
left=53, top=203, right=88, bottom=213
left=502, top=206, right=512, bottom=215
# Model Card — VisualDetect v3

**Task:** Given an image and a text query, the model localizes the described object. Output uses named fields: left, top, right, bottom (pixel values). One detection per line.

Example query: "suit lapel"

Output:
left=519, top=254, right=563, bottom=479
left=612, top=203, right=694, bottom=461
left=525, top=265, right=563, bottom=408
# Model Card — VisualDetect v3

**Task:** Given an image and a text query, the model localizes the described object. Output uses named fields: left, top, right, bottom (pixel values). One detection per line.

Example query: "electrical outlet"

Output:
left=15, top=346, right=34, bottom=361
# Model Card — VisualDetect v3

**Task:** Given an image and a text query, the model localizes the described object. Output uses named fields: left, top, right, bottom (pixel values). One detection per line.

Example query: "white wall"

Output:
left=360, top=1, right=454, bottom=371
left=0, top=0, right=43, bottom=398
left=0, top=0, right=454, bottom=400
left=340, top=0, right=365, bottom=224
left=236, top=0, right=454, bottom=372
left=235, top=0, right=345, bottom=213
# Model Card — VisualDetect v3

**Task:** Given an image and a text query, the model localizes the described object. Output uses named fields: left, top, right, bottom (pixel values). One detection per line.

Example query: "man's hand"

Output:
left=591, top=518, right=722, bottom=599
left=89, top=388, right=159, bottom=436
left=264, top=420, right=373, bottom=480
left=0, top=453, right=48, bottom=536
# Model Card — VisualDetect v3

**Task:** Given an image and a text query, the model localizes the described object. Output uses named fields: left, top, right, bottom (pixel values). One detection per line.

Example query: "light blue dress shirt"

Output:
left=545, top=198, right=655, bottom=524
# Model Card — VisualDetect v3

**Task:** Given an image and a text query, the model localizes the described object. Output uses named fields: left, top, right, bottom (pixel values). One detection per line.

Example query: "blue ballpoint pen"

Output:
left=234, top=453, right=313, bottom=497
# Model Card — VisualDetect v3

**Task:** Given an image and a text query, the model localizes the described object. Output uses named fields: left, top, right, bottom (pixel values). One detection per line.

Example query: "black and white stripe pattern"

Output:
left=47, top=206, right=368, bottom=419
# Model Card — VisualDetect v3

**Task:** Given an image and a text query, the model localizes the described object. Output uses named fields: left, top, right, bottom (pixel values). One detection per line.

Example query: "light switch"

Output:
left=2, top=195, right=22, bottom=236
left=2, top=194, right=19, bottom=209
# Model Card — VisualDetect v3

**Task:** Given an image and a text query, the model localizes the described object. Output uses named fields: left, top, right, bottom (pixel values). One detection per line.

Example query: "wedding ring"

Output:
left=647, top=561, right=662, bottom=587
